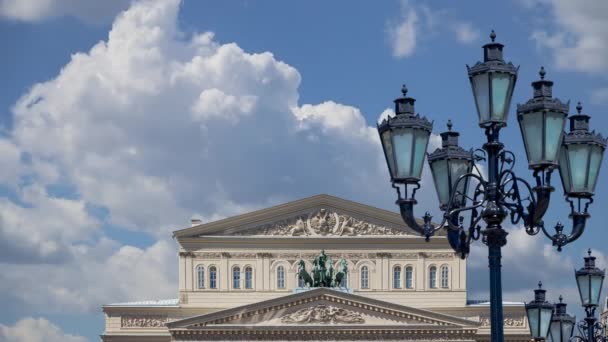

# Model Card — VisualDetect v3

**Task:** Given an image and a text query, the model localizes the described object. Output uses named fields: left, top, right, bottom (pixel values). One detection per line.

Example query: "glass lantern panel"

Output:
left=521, top=111, right=543, bottom=164
left=381, top=130, right=396, bottom=178
left=540, top=308, right=553, bottom=338
left=558, top=147, right=571, bottom=193
left=491, top=73, right=512, bottom=121
left=562, top=321, right=574, bottom=341
left=430, top=159, right=450, bottom=206
left=577, top=274, right=591, bottom=305
left=393, top=129, right=414, bottom=178
left=568, top=144, right=590, bottom=193
left=587, top=145, right=604, bottom=193
left=590, top=274, right=604, bottom=306
left=412, top=129, right=430, bottom=179
left=450, top=159, right=471, bottom=206
left=473, top=74, right=490, bottom=123
left=527, top=307, right=540, bottom=336
left=545, top=111, right=566, bottom=163
left=549, top=321, right=561, bottom=342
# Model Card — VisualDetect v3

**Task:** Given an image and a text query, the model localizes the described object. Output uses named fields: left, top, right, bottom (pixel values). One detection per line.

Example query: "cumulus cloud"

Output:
left=0, top=0, right=131, bottom=24
left=528, top=0, right=608, bottom=73
left=0, top=238, right=176, bottom=313
left=0, top=317, right=87, bottom=342
left=387, top=0, right=480, bottom=58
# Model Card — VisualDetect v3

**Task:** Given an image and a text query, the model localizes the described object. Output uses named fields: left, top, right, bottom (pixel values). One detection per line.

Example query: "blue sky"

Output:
left=0, top=0, right=607, bottom=340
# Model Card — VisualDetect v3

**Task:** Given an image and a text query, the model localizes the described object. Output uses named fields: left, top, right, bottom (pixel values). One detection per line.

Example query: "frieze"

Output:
left=217, top=208, right=412, bottom=237
left=121, top=315, right=169, bottom=328
left=280, top=304, right=365, bottom=324
left=474, top=315, right=526, bottom=328
left=391, top=252, right=420, bottom=259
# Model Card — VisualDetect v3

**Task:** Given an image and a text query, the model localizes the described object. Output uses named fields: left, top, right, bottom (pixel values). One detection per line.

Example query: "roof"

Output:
left=466, top=299, right=524, bottom=307
left=173, top=193, right=440, bottom=238
left=104, top=298, right=179, bottom=307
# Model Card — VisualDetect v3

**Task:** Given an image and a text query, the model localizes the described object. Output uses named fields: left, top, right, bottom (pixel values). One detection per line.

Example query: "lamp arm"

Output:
left=444, top=172, right=488, bottom=229
left=396, top=198, right=448, bottom=241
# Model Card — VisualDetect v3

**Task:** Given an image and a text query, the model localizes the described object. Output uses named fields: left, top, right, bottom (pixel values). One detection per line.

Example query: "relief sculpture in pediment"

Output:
left=227, top=208, right=411, bottom=236
left=280, top=304, right=365, bottom=324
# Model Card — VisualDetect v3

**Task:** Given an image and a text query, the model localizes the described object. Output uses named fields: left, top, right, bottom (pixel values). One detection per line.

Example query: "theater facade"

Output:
left=101, top=194, right=532, bottom=341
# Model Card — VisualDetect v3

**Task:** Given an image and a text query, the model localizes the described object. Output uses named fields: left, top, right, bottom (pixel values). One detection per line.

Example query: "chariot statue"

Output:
left=297, top=250, right=348, bottom=288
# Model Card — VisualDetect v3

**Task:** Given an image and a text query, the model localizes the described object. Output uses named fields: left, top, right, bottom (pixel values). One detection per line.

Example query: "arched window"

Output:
left=277, top=265, right=285, bottom=289
left=360, top=266, right=369, bottom=289
left=441, top=265, right=449, bottom=288
left=245, top=267, right=253, bottom=289
left=197, top=265, right=205, bottom=289
left=429, top=266, right=437, bottom=289
left=232, top=266, right=241, bottom=289
left=405, top=266, right=413, bottom=289
left=393, top=266, right=402, bottom=289
left=209, top=266, right=217, bottom=289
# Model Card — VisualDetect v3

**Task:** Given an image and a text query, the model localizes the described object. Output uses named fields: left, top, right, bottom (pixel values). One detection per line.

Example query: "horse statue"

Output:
left=297, top=260, right=313, bottom=287
left=296, top=251, right=349, bottom=289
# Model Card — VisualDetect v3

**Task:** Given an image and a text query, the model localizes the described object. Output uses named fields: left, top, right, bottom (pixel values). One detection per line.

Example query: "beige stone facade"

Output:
left=101, top=194, right=532, bottom=341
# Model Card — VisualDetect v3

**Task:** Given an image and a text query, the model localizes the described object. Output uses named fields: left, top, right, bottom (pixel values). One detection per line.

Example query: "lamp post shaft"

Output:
left=586, top=315, right=596, bottom=342
left=482, top=127, right=508, bottom=341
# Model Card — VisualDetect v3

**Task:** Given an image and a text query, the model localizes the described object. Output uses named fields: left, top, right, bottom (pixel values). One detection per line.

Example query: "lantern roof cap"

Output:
left=563, top=103, right=607, bottom=147
left=467, top=30, right=519, bottom=76
left=516, top=66, right=569, bottom=115
left=428, top=121, right=472, bottom=162
left=575, top=249, right=605, bottom=278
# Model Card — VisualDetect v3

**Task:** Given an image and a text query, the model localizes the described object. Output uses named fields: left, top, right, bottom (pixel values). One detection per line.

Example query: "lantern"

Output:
left=517, top=67, right=568, bottom=169
left=467, top=30, right=518, bottom=127
left=427, top=121, right=474, bottom=210
left=575, top=249, right=605, bottom=307
left=558, top=103, right=607, bottom=197
left=378, top=85, right=433, bottom=184
left=526, top=281, right=554, bottom=340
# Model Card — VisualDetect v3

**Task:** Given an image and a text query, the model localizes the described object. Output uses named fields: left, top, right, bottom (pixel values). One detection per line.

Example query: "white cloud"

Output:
left=388, top=6, right=419, bottom=58
left=0, top=0, right=131, bottom=24
left=0, top=317, right=87, bottom=342
left=528, top=0, right=608, bottom=73
left=386, top=1, right=480, bottom=58
left=0, top=238, right=176, bottom=313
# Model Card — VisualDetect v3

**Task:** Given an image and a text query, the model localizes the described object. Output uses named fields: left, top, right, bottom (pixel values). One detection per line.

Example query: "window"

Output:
left=233, top=266, right=241, bottom=289
left=245, top=267, right=253, bottom=289
left=441, top=265, right=449, bottom=288
left=405, top=266, right=413, bottom=289
left=360, top=266, right=369, bottom=289
left=277, top=265, right=285, bottom=289
left=393, top=266, right=402, bottom=289
left=197, top=265, right=205, bottom=289
left=209, top=266, right=217, bottom=289
left=429, top=266, right=437, bottom=289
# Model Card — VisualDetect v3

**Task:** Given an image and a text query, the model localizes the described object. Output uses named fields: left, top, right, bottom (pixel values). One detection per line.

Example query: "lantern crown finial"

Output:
left=577, top=101, right=583, bottom=114
left=538, top=281, right=543, bottom=289
left=447, top=119, right=453, bottom=131
left=401, top=84, right=408, bottom=97
left=559, top=295, right=563, bottom=303
left=490, top=30, right=496, bottom=42
left=539, top=66, right=546, bottom=80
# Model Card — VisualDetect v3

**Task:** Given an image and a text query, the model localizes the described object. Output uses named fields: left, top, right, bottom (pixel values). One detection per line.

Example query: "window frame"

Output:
left=360, top=265, right=370, bottom=289
left=196, top=264, right=205, bottom=289
left=232, top=266, right=241, bottom=289
left=244, top=266, right=253, bottom=289
left=441, top=264, right=449, bottom=289
left=209, top=266, right=218, bottom=289
left=405, top=265, right=414, bottom=289
left=393, top=265, right=402, bottom=289
left=429, top=265, right=437, bottom=289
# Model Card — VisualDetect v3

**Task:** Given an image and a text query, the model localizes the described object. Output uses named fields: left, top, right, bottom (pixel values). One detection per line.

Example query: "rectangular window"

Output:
left=405, top=267, right=413, bottom=289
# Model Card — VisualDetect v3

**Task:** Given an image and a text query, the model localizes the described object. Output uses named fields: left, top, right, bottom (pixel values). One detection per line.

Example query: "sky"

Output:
left=0, top=0, right=607, bottom=340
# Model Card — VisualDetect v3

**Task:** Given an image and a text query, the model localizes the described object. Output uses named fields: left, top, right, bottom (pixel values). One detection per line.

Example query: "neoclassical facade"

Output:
left=102, top=194, right=531, bottom=341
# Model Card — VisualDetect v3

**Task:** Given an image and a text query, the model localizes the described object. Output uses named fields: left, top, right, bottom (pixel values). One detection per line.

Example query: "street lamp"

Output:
left=377, top=30, right=607, bottom=342
left=525, top=282, right=554, bottom=341
left=549, top=296, right=576, bottom=342
left=526, top=250, right=606, bottom=342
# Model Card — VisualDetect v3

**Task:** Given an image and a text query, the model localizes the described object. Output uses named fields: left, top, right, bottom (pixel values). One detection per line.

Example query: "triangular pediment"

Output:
left=174, top=194, right=440, bottom=238
left=168, top=288, right=478, bottom=330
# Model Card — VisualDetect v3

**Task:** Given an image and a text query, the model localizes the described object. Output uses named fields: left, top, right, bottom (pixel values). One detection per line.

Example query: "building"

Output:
left=602, top=296, right=608, bottom=338
left=101, top=194, right=531, bottom=341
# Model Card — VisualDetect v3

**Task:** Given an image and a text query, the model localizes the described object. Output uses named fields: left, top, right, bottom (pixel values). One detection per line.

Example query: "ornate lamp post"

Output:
left=526, top=250, right=606, bottom=342
left=377, top=31, right=607, bottom=341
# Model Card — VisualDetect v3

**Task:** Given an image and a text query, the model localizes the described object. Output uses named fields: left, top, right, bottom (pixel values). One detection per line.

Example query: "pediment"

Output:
left=173, top=194, right=436, bottom=238
left=167, top=288, right=479, bottom=330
